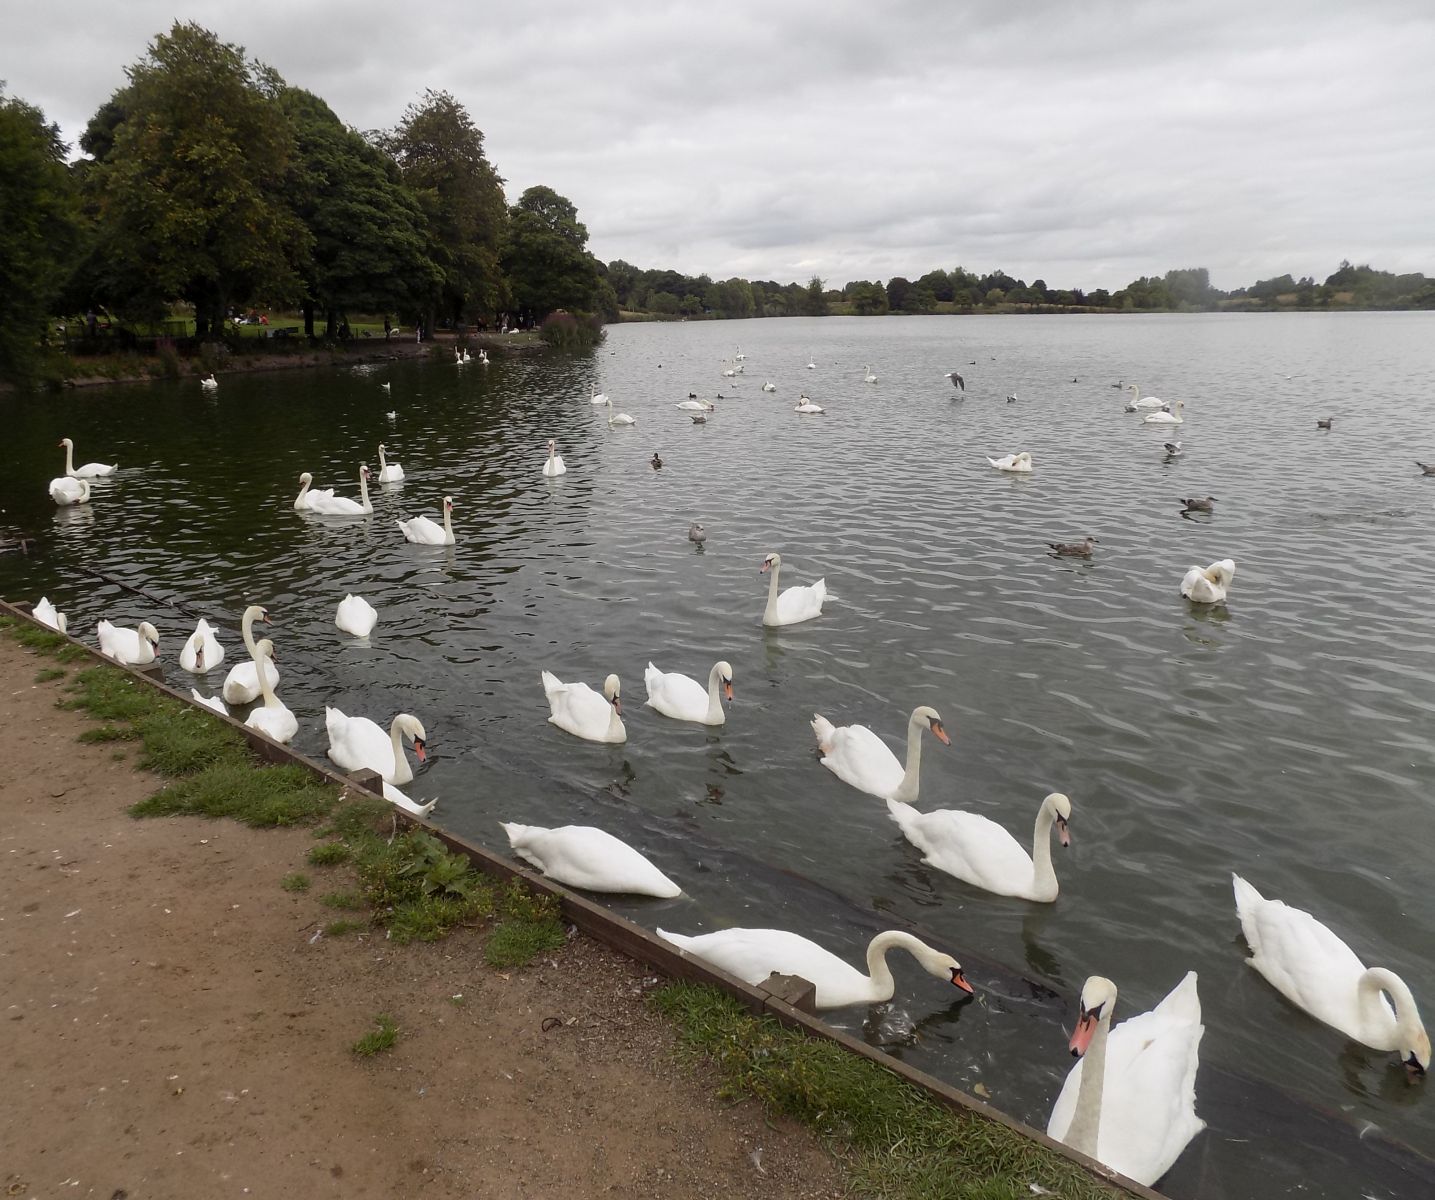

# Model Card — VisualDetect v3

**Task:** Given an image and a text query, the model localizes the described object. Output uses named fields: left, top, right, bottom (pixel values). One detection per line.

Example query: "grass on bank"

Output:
left=351, top=1014, right=400, bottom=1058
left=2, top=618, right=565, bottom=963
left=651, top=983, right=1125, bottom=1200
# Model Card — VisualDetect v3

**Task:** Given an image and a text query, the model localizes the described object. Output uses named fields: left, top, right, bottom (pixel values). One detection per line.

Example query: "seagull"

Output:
left=1163, top=441, right=1184, bottom=457
left=944, top=372, right=965, bottom=391
left=1417, top=461, right=1435, bottom=476
left=1179, top=496, right=1216, bottom=513
left=688, top=522, right=707, bottom=544
left=690, top=414, right=707, bottom=424
left=1316, top=417, right=1334, bottom=430
left=1047, top=536, right=1098, bottom=558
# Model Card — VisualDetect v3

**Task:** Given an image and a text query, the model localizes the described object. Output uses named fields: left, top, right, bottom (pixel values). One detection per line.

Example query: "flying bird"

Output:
left=944, top=372, right=965, bottom=391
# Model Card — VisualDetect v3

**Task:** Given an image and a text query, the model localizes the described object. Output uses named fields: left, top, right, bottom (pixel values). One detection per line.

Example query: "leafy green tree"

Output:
left=277, top=87, right=440, bottom=337
left=500, top=185, right=601, bottom=323
left=803, top=275, right=828, bottom=316
left=849, top=281, right=888, bottom=315
left=886, top=276, right=914, bottom=311
left=917, top=269, right=955, bottom=302
left=381, top=90, right=506, bottom=327
left=0, top=88, right=83, bottom=383
left=84, top=22, right=311, bottom=335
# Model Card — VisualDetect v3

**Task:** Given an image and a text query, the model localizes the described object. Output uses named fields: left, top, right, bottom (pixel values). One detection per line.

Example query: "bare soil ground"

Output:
left=0, top=637, right=847, bottom=1200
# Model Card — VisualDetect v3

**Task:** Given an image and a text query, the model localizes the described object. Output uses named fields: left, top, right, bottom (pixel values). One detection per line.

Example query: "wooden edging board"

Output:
left=1, top=597, right=1158, bottom=1200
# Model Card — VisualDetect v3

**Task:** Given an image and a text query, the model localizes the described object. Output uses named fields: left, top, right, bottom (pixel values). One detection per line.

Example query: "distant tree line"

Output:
left=0, top=22, right=612, bottom=383
left=2, top=20, right=1432, bottom=386
left=605, top=261, right=1435, bottom=320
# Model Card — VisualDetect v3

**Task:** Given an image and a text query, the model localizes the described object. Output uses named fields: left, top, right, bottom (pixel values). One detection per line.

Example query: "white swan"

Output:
left=887, top=792, right=1071, bottom=902
left=32, top=596, right=67, bottom=634
left=656, top=927, right=974, bottom=1010
left=308, top=464, right=372, bottom=515
left=794, top=396, right=824, bottom=414
left=190, top=688, right=229, bottom=716
left=1047, top=972, right=1205, bottom=1187
left=221, top=605, right=278, bottom=705
left=811, top=705, right=949, bottom=802
left=501, top=822, right=681, bottom=897
left=606, top=396, right=636, bottom=426
left=397, top=496, right=456, bottom=545
left=987, top=452, right=1033, bottom=473
left=325, top=708, right=427, bottom=784
left=293, top=472, right=335, bottom=512
left=542, top=439, right=567, bottom=477
left=675, top=399, right=712, bottom=411
left=97, top=619, right=159, bottom=666
left=644, top=660, right=733, bottom=726
left=589, top=387, right=609, bottom=405
left=1180, top=559, right=1235, bottom=604
left=200, top=373, right=219, bottom=390
left=762, top=380, right=777, bottom=392
left=382, top=781, right=437, bottom=817
left=1233, top=874, right=1430, bottom=1075
left=760, top=552, right=826, bottom=626
left=477, top=349, right=489, bottom=364
left=1123, top=383, right=1165, bottom=411
left=541, top=670, right=625, bottom=743
left=49, top=476, right=91, bottom=506
left=1144, top=399, right=1185, bottom=425
left=59, top=437, right=116, bottom=478
left=734, top=346, right=745, bottom=361
left=377, top=443, right=404, bottom=483
left=179, top=617, right=224, bottom=673
left=335, top=594, right=378, bottom=637
left=864, top=364, right=878, bottom=384
left=806, top=360, right=817, bottom=369
left=243, top=640, right=296, bottom=744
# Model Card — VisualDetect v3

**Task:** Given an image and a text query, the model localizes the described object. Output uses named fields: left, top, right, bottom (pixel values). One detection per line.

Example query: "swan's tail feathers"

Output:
left=643, top=662, right=662, bottom=700
left=811, top=578, right=828, bottom=609
left=886, top=798, right=919, bottom=833
left=499, top=821, right=533, bottom=847
left=655, top=928, right=692, bottom=951
left=1231, top=873, right=1266, bottom=953
left=811, top=714, right=837, bottom=754
left=1155, top=970, right=1203, bottom=1024
left=540, top=670, right=563, bottom=702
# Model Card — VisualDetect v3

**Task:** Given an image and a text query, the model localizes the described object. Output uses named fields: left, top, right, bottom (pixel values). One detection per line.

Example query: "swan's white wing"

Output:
left=506, top=824, right=680, bottom=897
left=775, top=579, right=826, bottom=624
left=543, top=676, right=616, bottom=739
left=657, top=928, right=862, bottom=998
left=644, top=665, right=708, bottom=720
left=821, top=723, right=904, bottom=798
left=325, top=708, right=396, bottom=779
left=898, top=809, right=1034, bottom=895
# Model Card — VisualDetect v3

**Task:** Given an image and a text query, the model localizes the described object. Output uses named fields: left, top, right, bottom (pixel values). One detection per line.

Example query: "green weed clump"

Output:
left=34, top=667, right=66, bottom=683
left=131, top=762, right=337, bottom=827
left=650, top=983, right=1123, bottom=1200
left=351, top=1014, right=399, bottom=1057
left=307, top=842, right=352, bottom=866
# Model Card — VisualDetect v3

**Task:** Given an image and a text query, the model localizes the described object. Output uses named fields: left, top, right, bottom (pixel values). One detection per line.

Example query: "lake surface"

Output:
left=4, top=313, right=1434, bottom=1198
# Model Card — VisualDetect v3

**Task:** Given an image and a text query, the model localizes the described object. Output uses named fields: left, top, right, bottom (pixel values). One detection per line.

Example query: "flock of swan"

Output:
left=27, top=356, right=1429, bottom=1193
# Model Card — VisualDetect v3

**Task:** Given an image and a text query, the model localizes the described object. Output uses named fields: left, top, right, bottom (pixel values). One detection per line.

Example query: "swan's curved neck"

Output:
left=861, top=931, right=932, bottom=1002
left=706, top=664, right=726, bottom=723
left=891, top=711, right=927, bottom=803
left=607, top=702, right=624, bottom=740
left=1066, top=1006, right=1111, bottom=1158
left=388, top=717, right=413, bottom=785
left=1359, top=968, right=1414, bottom=1043
left=763, top=559, right=782, bottom=623
left=357, top=469, right=371, bottom=510
left=441, top=505, right=453, bottom=539
left=296, top=478, right=310, bottom=506
left=241, top=610, right=259, bottom=658
left=63, top=442, right=76, bottom=475
left=378, top=447, right=388, bottom=470
left=1030, top=801, right=1060, bottom=899
left=256, top=652, right=280, bottom=708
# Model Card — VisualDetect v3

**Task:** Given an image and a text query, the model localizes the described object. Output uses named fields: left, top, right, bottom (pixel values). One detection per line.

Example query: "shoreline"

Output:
left=0, top=629, right=849, bottom=1200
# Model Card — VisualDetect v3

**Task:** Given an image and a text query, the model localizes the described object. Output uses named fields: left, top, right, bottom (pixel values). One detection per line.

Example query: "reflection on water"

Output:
left=3, top=313, right=1435, bottom=1198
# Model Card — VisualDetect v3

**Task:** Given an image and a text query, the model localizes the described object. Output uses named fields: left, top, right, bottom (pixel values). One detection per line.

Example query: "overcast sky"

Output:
left=5, top=1, right=1433, bottom=291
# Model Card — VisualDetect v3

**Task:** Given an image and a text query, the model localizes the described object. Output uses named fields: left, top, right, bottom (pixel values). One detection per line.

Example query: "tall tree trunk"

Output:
left=302, top=300, right=315, bottom=339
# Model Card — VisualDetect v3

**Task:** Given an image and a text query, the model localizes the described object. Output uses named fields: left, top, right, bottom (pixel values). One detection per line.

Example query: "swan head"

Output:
left=715, top=661, right=734, bottom=701
left=1070, top=976, right=1119, bottom=1056
left=603, top=674, right=622, bottom=714
left=299, top=472, right=313, bottom=485
left=397, top=714, right=428, bottom=761
left=243, top=604, right=271, bottom=628
left=1404, top=1031, right=1431, bottom=1079
left=1046, top=792, right=1072, bottom=846
left=912, top=705, right=951, bottom=745
left=760, top=552, right=781, bottom=575
left=547, top=439, right=556, bottom=451
left=254, top=637, right=276, bottom=661
left=360, top=464, right=371, bottom=481
left=138, top=621, right=160, bottom=651
left=59, top=437, right=73, bottom=449
left=443, top=496, right=454, bottom=513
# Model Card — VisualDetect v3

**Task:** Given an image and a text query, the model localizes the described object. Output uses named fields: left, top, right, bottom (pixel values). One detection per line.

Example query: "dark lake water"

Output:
left=4, top=313, right=1434, bottom=1198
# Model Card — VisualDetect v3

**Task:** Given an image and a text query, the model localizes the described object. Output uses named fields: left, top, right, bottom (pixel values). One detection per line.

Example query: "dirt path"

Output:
left=0, top=637, right=847, bottom=1200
